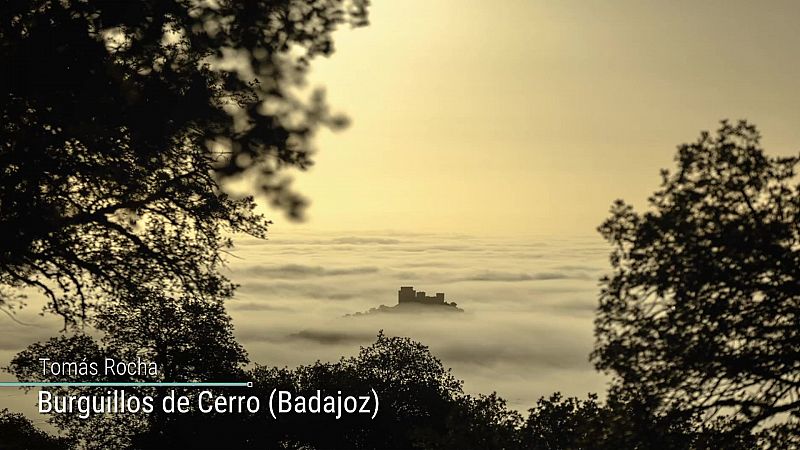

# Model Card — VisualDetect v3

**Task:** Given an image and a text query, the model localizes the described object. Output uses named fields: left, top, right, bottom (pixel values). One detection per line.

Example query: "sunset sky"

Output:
left=271, top=0, right=800, bottom=236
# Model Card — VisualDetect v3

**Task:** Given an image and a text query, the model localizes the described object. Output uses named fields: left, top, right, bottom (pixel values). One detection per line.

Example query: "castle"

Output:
left=345, top=286, right=461, bottom=316
left=398, top=286, right=456, bottom=307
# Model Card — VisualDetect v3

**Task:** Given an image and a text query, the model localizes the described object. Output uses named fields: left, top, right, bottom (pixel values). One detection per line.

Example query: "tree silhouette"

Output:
left=421, top=393, right=523, bottom=450
left=0, top=0, right=369, bottom=324
left=9, top=330, right=487, bottom=449
left=594, top=120, right=800, bottom=439
left=7, top=288, right=247, bottom=449
left=9, top=334, right=144, bottom=449
left=0, top=409, right=72, bottom=450
left=8, top=327, right=763, bottom=449
left=244, top=332, right=469, bottom=450
left=520, top=389, right=757, bottom=450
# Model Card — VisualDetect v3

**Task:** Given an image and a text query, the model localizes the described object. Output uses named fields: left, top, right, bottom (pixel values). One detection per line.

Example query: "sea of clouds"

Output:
left=225, top=230, right=611, bottom=411
left=1, top=230, right=611, bottom=422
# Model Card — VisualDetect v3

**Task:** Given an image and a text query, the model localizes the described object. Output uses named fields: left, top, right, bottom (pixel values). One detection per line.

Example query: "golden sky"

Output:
left=274, top=0, right=800, bottom=236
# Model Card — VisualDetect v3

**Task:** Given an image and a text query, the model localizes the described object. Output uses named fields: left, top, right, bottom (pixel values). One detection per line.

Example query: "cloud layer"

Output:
left=225, top=231, right=611, bottom=410
left=1, top=231, right=612, bottom=415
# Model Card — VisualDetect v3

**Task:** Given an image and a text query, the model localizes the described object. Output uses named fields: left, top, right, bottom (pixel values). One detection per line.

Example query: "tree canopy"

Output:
left=9, top=328, right=763, bottom=449
left=8, top=289, right=247, bottom=449
left=594, top=120, right=800, bottom=438
left=0, top=408, right=73, bottom=450
left=0, top=0, right=369, bottom=323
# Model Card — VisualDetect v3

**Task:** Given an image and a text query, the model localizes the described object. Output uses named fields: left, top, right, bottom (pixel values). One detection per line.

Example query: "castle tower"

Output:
left=398, top=286, right=416, bottom=303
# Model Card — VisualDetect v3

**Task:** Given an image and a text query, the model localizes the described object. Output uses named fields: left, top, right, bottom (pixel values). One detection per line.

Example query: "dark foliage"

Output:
left=0, top=0, right=369, bottom=324
left=130, top=332, right=471, bottom=449
left=521, top=389, right=758, bottom=450
left=8, top=330, right=760, bottom=449
left=7, top=291, right=247, bottom=450
left=595, top=120, right=800, bottom=441
left=0, top=409, right=72, bottom=450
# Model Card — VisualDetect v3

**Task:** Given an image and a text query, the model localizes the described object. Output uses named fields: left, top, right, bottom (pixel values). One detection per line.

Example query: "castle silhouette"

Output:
left=398, top=286, right=457, bottom=307
left=346, top=286, right=461, bottom=316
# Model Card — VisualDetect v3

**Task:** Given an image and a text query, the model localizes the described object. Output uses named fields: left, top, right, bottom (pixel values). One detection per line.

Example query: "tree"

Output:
left=0, top=0, right=369, bottom=324
left=594, top=120, right=800, bottom=439
left=422, top=393, right=523, bottom=450
left=0, top=408, right=72, bottom=450
left=246, top=332, right=468, bottom=450
left=7, top=290, right=247, bottom=449
left=520, top=389, right=757, bottom=450
left=7, top=326, right=762, bottom=449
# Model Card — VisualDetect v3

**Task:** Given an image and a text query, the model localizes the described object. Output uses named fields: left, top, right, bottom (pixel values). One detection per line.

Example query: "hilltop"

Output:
left=347, top=286, right=463, bottom=316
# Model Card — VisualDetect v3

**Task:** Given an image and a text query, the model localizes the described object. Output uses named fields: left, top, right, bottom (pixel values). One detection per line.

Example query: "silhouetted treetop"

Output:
left=8, top=289, right=247, bottom=449
left=0, top=0, right=369, bottom=322
left=595, top=120, right=800, bottom=438
left=0, top=408, right=72, bottom=450
left=8, top=330, right=762, bottom=449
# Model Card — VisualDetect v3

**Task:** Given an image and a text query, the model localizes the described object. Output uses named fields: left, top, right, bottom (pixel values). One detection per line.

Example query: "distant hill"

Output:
left=346, top=286, right=464, bottom=316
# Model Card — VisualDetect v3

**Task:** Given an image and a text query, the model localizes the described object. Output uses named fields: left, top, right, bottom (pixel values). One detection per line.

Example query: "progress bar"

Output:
left=0, top=382, right=252, bottom=388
